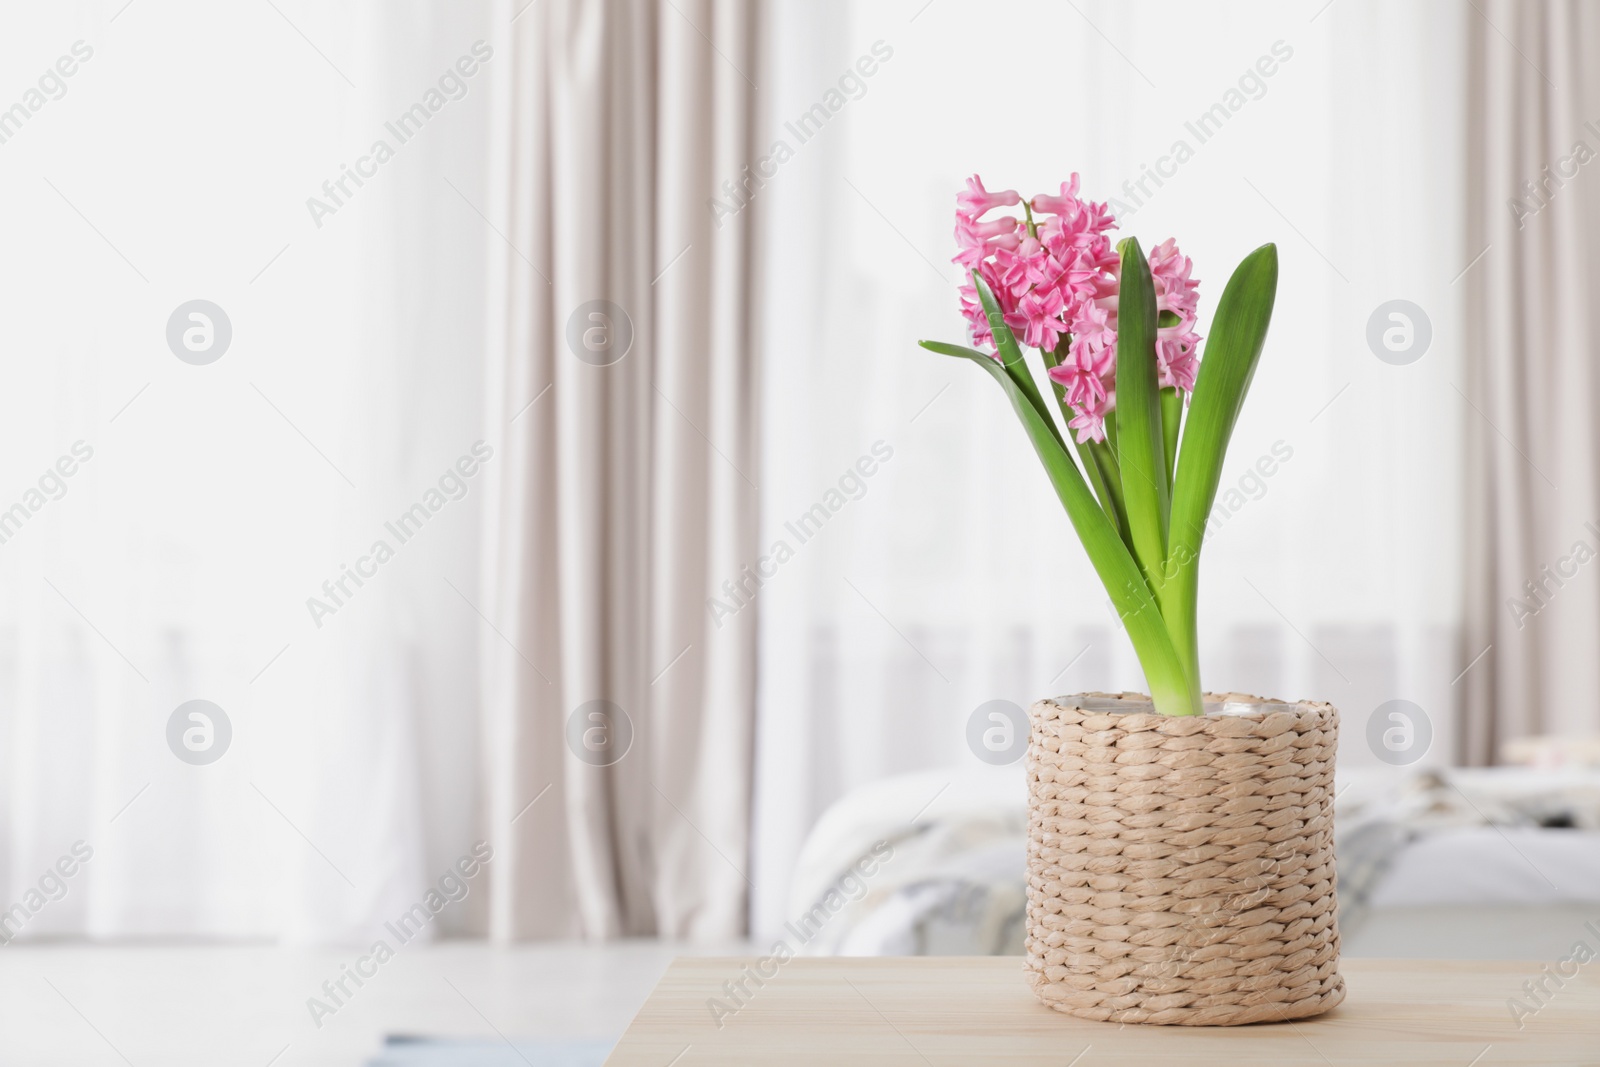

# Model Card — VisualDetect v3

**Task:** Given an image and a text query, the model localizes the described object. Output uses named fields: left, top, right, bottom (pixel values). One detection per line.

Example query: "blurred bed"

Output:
left=787, top=764, right=1600, bottom=960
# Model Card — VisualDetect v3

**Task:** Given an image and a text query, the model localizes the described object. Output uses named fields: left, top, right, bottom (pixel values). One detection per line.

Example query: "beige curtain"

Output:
left=479, top=0, right=759, bottom=938
left=1464, top=1, right=1600, bottom=763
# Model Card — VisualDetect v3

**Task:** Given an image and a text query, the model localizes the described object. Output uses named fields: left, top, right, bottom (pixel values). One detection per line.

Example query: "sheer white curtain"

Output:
left=751, top=0, right=1468, bottom=934
left=0, top=0, right=491, bottom=941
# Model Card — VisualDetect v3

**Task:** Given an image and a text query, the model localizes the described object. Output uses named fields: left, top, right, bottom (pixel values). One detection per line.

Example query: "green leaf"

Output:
left=917, top=339, right=1197, bottom=714
left=1085, top=438, right=1133, bottom=556
left=967, top=272, right=1060, bottom=445
left=1112, top=238, right=1171, bottom=588
left=1165, top=242, right=1279, bottom=686
left=917, top=339, right=995, bottom=362
left=1160, top=386, right=1182, bottom=487
left=1042, top=340, right=1125, bottom=541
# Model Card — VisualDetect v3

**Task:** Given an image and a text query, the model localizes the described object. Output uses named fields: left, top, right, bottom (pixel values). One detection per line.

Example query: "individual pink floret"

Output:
left=957, top=175, right=1021, bottom=219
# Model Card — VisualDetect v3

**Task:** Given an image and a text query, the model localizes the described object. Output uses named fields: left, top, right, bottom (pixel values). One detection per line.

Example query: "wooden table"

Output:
left=605, top=957, right=1599, bottom=1065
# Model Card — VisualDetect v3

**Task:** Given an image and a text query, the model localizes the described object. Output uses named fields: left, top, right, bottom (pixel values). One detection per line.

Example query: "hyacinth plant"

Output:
left=919, top=175, right=1277, bottom=717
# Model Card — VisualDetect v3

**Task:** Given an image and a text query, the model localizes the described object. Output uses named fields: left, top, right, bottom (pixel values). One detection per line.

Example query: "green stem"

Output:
left=1170, top=593, right=1202, bottom=712
left=1086, top=440, right=1134, bottom=558
left=1160, top=386, right=1182, bottom=490
left=1162, top=453, right=1199, bottom=700
left=1144, top=649, right=1201, bottom=717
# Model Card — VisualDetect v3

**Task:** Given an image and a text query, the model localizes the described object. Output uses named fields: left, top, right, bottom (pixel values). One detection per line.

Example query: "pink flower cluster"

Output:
left=954, top=174, right=1203, bottom=443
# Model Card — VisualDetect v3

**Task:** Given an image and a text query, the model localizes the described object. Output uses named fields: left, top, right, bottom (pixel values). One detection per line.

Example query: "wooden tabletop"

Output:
left=604, top=956, right=1599, bottom=1065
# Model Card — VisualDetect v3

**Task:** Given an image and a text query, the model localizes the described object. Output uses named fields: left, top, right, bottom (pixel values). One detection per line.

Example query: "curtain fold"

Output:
left=1463, top=1, right=1600, bottom=764
left=482, top=0, right=759, bottom=940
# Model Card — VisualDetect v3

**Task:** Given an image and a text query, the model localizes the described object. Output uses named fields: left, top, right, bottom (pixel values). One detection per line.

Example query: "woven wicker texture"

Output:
left=1024, top=692, right=1344, bottom=1026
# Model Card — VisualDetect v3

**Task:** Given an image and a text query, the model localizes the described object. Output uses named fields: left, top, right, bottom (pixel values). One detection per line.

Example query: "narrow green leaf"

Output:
left=1043, top=341, right=1123, bottom=539
left=917, top=339, right=1197, bottom=714
left=1112, top=238, right=1170, bottom=588
left=968, top=272, right=1060, bottom=445
left=1165, top=242, right=1279, bottom=687
left=1085, top=439, right=1133, bottom=556
left=917, top=339, right=995, bottom=362
left=1070, top=428, right=1124, bottom=534
left=1160, top=386, right=1182, bottom=488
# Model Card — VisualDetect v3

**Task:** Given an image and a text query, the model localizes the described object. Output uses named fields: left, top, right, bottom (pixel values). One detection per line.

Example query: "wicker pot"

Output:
left=1024, top=692, right=1344, bottom=1026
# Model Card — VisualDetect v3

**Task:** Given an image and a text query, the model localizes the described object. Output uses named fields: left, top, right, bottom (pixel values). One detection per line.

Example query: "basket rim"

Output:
left=1035, top=690, right=1336, bottom=718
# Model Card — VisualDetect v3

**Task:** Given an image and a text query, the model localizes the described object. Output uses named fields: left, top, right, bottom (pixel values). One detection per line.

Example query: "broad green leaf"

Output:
left=1169, top=243, right=1278, bottom=553
left=917, top=339, right=1196, bottom=714
left=1165, top=242, right=1279, bottom=684
left=1112, top=238, right=1170, bottom=587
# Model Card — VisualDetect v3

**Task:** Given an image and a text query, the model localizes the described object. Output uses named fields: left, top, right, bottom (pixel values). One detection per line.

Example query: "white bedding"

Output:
left=1368, top=827, right=1600, bottom=908
left=783, top=768, right=1026, bottom=956
left=786, top=765, right=1600, bottom=959
left=1335, top=767, right=1600, bottom=930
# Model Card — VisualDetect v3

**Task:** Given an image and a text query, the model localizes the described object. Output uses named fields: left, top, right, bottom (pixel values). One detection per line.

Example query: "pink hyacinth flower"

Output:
left=1147, top=237, right=1203, bottom=391
left=1067, top=303, right=1117, bottom=377
left=1148, top=238, right=1200, bottom=315
left=994, top=237, right=1056, bottom=299
left=958, top=261, right=1012, bottom=353
left=1030, top=175, right=1083, bottom=218
left=1048, top=358, right=1112, bottom=443
left=957, top=174, right=1021, bottom=219
left=949, top=175, right=1205, bottom=423
left=1007, top=284, right=1068, bottom=351
left=953, top=214, right=1020, bottom=269
left=958, top=283, right=992, bottom=348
